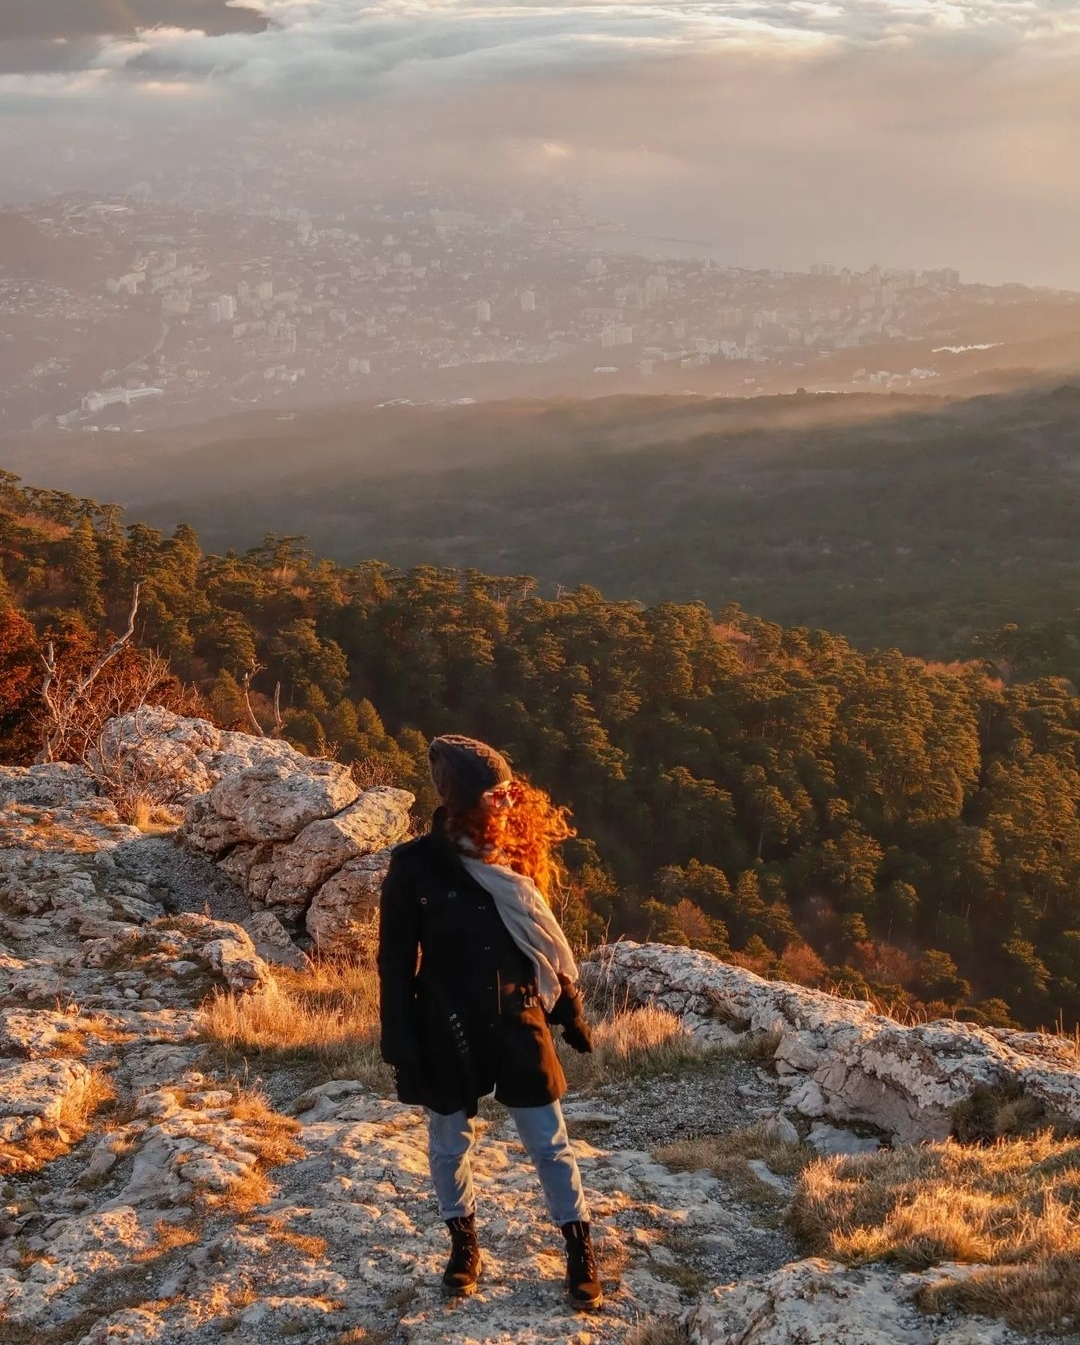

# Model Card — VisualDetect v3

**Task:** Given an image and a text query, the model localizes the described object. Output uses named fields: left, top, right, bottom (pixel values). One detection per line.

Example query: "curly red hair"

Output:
left=446, top=778, right=574, bottom=901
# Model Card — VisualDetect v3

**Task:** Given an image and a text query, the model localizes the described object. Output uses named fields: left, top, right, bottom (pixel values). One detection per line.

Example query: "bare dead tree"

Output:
left=272, top=681, right=284, bottom=737
left=37, top=584, right=141, bottom=764
left=241, top=659, right=267, bottom=738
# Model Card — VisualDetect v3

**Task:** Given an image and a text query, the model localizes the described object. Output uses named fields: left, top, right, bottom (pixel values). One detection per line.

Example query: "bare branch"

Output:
left=71, top=582, right=141, bottom=703
left=241, top=659, right=266, bottom=738
left=36, top=584, right=142, bottom=763
left=272, top=681, right=284, bottom=737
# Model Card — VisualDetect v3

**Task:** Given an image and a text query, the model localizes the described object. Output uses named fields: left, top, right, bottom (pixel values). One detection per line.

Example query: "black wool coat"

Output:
left=377, top=812, right=589, bottom=1117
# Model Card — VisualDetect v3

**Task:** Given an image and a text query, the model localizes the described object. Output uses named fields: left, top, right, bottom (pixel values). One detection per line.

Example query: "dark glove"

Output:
left=561, top=1020, right=594, bottom=1054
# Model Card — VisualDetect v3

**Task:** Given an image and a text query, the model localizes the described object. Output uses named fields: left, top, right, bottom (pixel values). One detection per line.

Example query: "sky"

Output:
left=2, top=0, right=1080, bottom=287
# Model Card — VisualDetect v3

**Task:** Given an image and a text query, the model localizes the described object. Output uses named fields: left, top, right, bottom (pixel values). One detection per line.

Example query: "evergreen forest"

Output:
left=4, top=467, right=1080, bottom=1034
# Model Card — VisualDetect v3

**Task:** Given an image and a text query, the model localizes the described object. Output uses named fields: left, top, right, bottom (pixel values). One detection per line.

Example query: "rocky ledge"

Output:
left=589, top=942, right=1080, bottom=1143
left=1, top=718, right=1077, bottom=1345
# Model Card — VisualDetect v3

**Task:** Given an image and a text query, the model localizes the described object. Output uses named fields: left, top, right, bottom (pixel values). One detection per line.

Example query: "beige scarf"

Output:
left=458, top=853, right=578, bottom=1011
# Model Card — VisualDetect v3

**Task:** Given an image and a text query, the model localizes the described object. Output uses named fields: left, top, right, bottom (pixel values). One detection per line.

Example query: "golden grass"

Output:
left=789, top=1133, right=1080, bottom=1331
left=46, top=1015, right=137, bottom=1060
left=116, top=793, right=181, bottom=833
left=201, top=1087, right=304, bottom=1213
left=0, top=1068, right=116, bottom=1176
left=253, top=1214, right=329, bottom=1260
left=625, top=1321, right=691, bottom=1345
left=133, top=1218, right=202, bottom=1262
left=560, top=1004, right=719, bottom=1090
left=199, top=959, right=391, bottom=1090
left=657, top=1123, right=811, bottom=1214
left=203, top=964, right=723, bottom=1099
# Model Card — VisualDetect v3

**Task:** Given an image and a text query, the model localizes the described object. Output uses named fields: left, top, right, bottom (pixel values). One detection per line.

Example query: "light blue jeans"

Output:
left=427, top=1100, right=589, bottom=1226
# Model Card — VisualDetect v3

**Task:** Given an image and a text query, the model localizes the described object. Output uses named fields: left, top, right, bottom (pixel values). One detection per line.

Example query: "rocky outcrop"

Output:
left=0, top=763, right=101, bottom=808
left=304, top=847, right=394, bottom=951
left=178, top=739, right=412, bottom=947
left=589, top=942, right=1080, bottom=1143
left=0, top=761, right=139, bottom=854
left=93, top=707, right=328, bottom=808
left=689, top=1258, right=1007, bottom=1345
left=0, top=725, right=1067, bottom=1345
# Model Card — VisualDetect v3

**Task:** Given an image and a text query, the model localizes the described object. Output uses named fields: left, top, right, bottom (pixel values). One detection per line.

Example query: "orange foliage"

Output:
left=0, top=606, right=43, bottom=761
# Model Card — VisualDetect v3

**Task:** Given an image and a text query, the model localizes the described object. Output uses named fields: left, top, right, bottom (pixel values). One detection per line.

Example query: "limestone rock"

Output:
left=304, top=846, right=397, bottom=952
left=0, top=953, right=68, bottom=1008
left=181, top=759, right=358, bottom=857
left=590, top=942, right=1080, bottom=1141
left=0, top=763, right=98, bottom=808
left=243, top=910, right=309, bottom=970
left=689, top=1258, right=1008, bottom=1345
left=96, top=708, right=322, bottom=807
left=83, top=914, right=271, bottom=994
left=0, top=795, right=139, bottom=855
left=0, top=1058, right=94, bottom=1173
left=262, top=789, right=411, bottom=910
left=806, top=1122, right=881, bottom=1157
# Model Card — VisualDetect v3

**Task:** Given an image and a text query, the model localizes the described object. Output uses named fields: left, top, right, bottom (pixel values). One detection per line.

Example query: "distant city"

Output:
left=3, top=127, right=1079, bottom=434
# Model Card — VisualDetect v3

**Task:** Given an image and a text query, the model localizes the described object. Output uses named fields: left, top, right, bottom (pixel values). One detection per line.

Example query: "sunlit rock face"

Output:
left=589, top=942, right=1080, bottom=1143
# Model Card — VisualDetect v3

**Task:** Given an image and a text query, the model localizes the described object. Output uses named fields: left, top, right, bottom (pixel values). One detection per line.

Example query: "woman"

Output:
left=377, top=734, right=602, bottom=1308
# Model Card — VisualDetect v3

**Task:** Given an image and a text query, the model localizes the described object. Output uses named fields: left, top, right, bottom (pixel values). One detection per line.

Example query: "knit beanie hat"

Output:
left=428, top=734, right=512, bottom=815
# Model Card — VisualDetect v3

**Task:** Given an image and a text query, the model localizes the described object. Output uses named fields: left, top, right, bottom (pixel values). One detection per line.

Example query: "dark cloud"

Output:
left=0, top=1, right=266, bottom=51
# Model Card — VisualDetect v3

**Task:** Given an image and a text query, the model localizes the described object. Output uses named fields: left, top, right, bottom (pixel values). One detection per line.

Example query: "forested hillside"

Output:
left=7, top=380, right=1080, bottom=657
left=4, top=468, right=1080, bottom=1033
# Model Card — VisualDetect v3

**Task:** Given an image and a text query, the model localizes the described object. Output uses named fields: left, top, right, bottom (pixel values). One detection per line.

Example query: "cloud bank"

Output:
left=2, top=0, right=1079, bottom=288
left=3, top=0, right=1079, bottom=99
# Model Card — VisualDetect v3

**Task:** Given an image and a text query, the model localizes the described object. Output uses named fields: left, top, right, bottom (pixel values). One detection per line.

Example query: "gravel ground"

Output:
left=112, top=832, right=253, bottom=924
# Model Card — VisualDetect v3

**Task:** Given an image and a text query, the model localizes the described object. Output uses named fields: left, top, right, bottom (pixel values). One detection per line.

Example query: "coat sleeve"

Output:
left=377, top=851, right=422, bottom=1068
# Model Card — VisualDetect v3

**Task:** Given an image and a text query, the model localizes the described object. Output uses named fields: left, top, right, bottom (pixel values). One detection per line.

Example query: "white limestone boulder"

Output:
left=181, top=759, right=358, bottom=856
left=689, top=1258, right=1007, bottom=1345
left=590, top=942, right=1080, bottom=1142
left=95, top=708, right=323, bottom=808
left=262, top=788, right=412, bottom=908
left=304, top=847, right=396, bottom=953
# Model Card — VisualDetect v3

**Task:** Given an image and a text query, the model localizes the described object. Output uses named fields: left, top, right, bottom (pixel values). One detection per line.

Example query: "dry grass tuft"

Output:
left=180, top=1086, right=304, bottom=1214
left=657, top=1123, right=811, bottom=1215
left=730, top=1028, right=782, bottom=1065
left=789, top=1132, right=1080, bottom=1331
left=560, top=1004, right=719, bottom=1089
left=625, top=1317, right=692, bottom=1345
left=254, top=1214, right=329, bottom=1260
left=0, top=1067, right=117, bottom=1176
left=199, top=959, right=391, bottom=1090
left=46, top=1015, right=137, bottom=1060
left=214, top=1087, right=303, bottom=1212
left=117, top=793, right=179, bottom=833
left=951, top=1081, right=1071, bottom=1143
left=133, top=1218, right=202, bottom=1262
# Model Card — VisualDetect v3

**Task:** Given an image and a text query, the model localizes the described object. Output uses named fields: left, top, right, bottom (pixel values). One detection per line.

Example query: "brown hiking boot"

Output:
left=443, top=1215, right=482, bottom=1295
left=561, top=1220, right=603, bottom=1309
